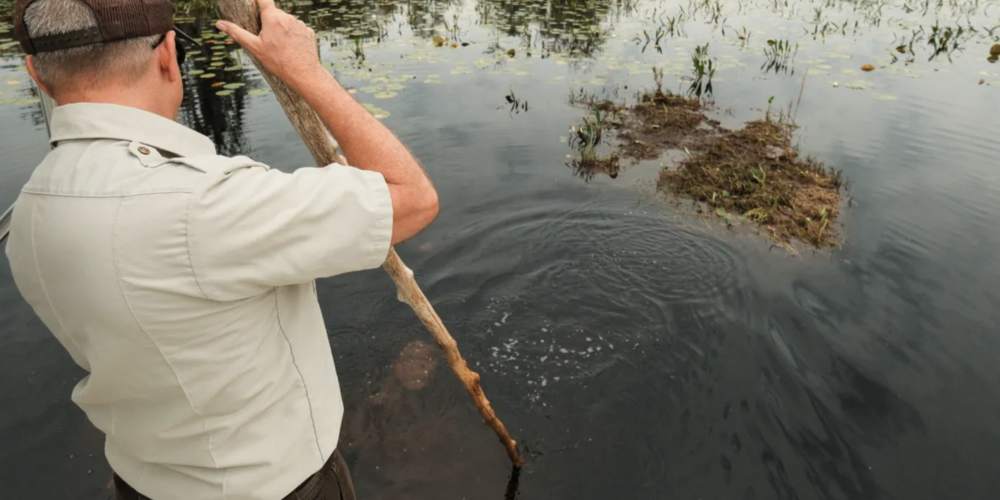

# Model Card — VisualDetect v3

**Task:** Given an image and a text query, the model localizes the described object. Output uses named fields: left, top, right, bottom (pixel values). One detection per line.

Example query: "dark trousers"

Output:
left=114, top=450, right=356, bottom=500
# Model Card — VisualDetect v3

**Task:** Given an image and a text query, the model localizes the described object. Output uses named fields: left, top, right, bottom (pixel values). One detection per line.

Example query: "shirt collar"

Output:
left=48, top=103, right=216, bottom=157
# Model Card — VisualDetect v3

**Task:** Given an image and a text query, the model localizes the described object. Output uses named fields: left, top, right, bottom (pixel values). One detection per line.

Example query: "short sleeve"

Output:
left=187, top=161, right=392, bottom=300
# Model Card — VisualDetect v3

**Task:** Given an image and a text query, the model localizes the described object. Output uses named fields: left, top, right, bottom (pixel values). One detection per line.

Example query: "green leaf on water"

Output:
left=370, top=76, right=390, bottom=84
left=873, top=93, right=898, bottom=101
left=393, top=75, right=415, bottom=81
left=385, top=83, right=406, bottom=91
left=248, top=88, right=271, bottom=96
left=715, top=207, right=727, bottom=217
left=359, top=85, right=383, bottom=93
left=210, top=62, right=225, bottom=67
left=373, top=91, right=398, bottom=99
left=188, top=70, right=204, bottom=76
left=423, top=79, right=442, bottom=84
left=193, top=57, right=208, bottom=62
left=215, top=90, right=234, bottom=96
left=844, top=80, right=871, bottom=90
left=223, top=83, right=246, bottom=90
left=199, top=73, right=217, bottom=79
left=224, top=66, right=243, bottom=72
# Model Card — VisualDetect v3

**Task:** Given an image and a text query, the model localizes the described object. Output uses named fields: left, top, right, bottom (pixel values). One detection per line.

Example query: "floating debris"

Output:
left=861, top=64, right=875, bottom=71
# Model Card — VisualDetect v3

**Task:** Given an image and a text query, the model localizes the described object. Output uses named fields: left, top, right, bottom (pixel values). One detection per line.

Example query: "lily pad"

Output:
left=872, top=93, right=898, bottom=101
left=385, top=83, right=406, bottom=91
left=844, top=80, right=871, bottom=90
left=423, top=79, right=442, bottom=84
left=359, top=85, right=384, bottom=93
left=223, top=83, right=246, bottom=89
left=188, top=70, right=205, bottom=76
left=373, top=91, right=398, bottom=99
left=215, top=90, right=234, bottom=96
left=199, top=73, right=217, bottom=79
left=248, top=88, right=271, bottom=96
left=371, top=76, right=390, bottom=83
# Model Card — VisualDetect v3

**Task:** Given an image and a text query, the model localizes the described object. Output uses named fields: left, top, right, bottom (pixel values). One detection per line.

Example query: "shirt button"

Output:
left=138, top=146, right=151, bottom=155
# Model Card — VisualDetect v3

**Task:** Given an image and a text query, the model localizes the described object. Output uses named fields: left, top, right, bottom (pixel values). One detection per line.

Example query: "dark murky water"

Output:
left=3, top=0, right=1000, bottom=498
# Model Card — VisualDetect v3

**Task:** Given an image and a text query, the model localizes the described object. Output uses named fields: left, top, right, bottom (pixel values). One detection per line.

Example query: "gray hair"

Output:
left=25, top=0, right=162, bottom=91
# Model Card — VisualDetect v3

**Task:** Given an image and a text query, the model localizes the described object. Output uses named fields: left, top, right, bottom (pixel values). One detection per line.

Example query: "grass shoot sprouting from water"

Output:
left=636, top=26, right=667, bottom=53
left=689, top=43, right=716, bottom=97
left=762, top=39, right=797, bottom=73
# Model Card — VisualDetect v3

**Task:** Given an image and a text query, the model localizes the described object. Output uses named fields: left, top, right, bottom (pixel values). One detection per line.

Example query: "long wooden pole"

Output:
left=211, top=0, right=522, bottom=468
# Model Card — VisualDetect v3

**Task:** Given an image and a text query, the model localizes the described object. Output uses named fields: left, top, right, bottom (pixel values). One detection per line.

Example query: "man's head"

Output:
left=15, top=0, right=184, bottom=117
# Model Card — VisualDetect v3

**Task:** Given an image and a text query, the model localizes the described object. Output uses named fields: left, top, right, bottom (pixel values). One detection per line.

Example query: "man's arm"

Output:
left=217, top=3, right=438, bottom=245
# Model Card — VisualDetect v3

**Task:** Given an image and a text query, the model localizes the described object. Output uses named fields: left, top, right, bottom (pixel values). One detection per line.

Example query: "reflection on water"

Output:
left=2, top=0, right=1000, bottom=499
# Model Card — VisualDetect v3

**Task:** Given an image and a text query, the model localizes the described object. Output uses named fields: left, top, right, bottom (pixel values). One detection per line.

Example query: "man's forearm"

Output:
left=290, top=68, right=427, bottom=187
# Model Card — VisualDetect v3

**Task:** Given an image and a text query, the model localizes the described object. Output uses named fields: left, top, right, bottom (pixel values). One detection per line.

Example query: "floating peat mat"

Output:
left=570, top=88, right=845, bottom=249
left=660, top=117, right=845, bottom=249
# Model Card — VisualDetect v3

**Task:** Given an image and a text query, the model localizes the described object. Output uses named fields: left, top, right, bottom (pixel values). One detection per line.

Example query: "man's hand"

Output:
left=216, top=0, right=439, bottom=246
left=216, top=0, right=323, bottom=88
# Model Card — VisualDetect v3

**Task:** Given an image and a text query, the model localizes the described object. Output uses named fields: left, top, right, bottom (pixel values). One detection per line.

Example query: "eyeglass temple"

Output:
left=173, top=28, right=202, bottom=47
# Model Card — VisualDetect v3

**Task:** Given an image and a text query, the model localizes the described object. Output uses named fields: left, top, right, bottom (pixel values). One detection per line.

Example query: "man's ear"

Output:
left=25, top=56, right=54, bottom=98
left=157, top=31, right=180, bottom=83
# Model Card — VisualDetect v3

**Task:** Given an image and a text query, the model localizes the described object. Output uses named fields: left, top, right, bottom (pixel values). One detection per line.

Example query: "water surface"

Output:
left=2, top=0, right=1000, bottom=498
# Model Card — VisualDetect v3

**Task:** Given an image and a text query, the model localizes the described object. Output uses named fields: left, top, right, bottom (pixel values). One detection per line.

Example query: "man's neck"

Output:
left=54, top=86, right=178, bottom=121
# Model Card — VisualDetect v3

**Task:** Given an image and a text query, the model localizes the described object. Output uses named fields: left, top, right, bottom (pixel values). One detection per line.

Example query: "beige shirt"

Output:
left=5, top=103, right=392, bottom=500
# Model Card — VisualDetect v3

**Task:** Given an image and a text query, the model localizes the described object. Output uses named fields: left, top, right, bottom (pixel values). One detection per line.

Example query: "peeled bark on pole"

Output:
left=211, top=0, right=523, bottom=469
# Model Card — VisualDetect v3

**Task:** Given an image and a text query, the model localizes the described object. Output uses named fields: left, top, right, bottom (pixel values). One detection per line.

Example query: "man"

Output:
left=5, top=0, right=439, bottom=498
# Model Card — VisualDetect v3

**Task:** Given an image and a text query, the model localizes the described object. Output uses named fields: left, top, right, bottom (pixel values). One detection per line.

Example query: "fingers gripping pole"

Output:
left=212, top=0, right=523, bottom=469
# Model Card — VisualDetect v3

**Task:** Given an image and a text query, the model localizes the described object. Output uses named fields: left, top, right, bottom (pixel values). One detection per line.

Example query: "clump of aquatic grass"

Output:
left=762, top=39, right=797, bottom=73
left=689, top=43, right=715, bottom=97
left=927, top=22, right=968, bottom=61
left=636, top=26, right=667, bottom=54
left=351, top=38, right=366, bottom=62
left=569, top=105, right=605, bottom=159
left=662, top=13, right=686, bottom=37
left=504, top=87, right=529, bottom=115
left=652, top=66, right=666, bottom=94
left=568, top=106, right=620, bottom=181
left=736, top=26, right=752, bottom=44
